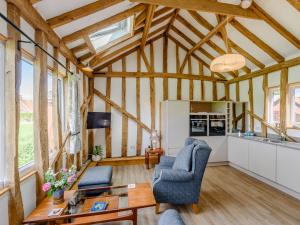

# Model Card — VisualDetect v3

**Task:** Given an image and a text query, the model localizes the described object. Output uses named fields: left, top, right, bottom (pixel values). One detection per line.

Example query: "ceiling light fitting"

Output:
left=210, top=16, right=246, bottom=73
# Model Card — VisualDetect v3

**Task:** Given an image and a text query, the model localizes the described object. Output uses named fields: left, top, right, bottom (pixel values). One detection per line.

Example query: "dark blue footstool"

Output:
left=78, top=166, right=113, bottom=196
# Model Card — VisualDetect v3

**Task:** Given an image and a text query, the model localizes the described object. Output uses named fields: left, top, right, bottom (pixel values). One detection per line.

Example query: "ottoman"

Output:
left=78, top=166, right=113, bottom=195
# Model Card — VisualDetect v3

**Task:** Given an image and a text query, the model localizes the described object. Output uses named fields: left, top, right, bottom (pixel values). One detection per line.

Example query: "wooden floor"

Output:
left=85, top=165, right=300, bottom=225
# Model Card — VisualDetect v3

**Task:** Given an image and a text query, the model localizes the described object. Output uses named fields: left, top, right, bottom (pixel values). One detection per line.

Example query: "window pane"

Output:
left=89, top=17, right=132, bottom=51
left=19, top=60, right=34, bottom=167
left=271, top=89, right=280, bottom=123
left=292, top=87, right=300, bottom=123
left=48, top=73, right=54, bottom=158
left=0, top=42, right=5, bottom=186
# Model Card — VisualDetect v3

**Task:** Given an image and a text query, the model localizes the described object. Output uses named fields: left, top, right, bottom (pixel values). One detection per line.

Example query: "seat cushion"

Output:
left=78, top=166, right=112, bottom=187
left=172, top=143, right=195, bottom=171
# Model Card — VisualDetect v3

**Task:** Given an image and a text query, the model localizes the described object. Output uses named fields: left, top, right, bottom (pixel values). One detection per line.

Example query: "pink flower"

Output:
left=42, top=182, right=51, bottom=192
left=67, top=174, right=76, bottom=184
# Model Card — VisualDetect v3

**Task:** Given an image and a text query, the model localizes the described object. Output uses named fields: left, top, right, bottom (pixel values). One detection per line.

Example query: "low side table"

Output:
left=145, top=148, right=164, bottom=169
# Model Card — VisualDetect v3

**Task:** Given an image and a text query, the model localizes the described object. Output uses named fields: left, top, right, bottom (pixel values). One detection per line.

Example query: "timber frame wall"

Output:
left=91, top=34, right=227, bottom=158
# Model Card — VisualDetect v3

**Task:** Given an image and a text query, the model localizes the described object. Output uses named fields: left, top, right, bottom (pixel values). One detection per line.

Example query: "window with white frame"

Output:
left=268, top=87, right=280, bottom=126
left=289, top=85, right=300, bottom=127
left=19, top=59, right=34, bottom=169
left=0, top=42, right=5, bottom=188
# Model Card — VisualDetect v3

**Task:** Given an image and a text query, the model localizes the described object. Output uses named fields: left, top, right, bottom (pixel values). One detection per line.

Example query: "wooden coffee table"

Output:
left=23, top=183, right=156, bottom=225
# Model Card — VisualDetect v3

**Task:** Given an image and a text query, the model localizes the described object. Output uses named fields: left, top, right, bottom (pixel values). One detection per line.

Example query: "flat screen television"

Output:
left=87, top=112, right=111, bottom=129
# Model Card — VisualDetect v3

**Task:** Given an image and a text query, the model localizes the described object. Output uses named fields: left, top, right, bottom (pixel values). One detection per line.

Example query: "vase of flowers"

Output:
left=42, top=165, right=77, bottom=205
left=92, top=145, right=104, bottom=162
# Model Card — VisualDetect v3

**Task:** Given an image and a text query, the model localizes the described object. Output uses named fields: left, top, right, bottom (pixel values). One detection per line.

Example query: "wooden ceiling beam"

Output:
left=287, top=0, right=300, bottom=12
left=47, top=0, right=123, bottom=28
left=179, top=16, right=234, bottom=73
left=6, top=0, right=78, bottom=66
left=94, top=32, right=164, bottom=71
left=135, top=6, right=172, bottom=28
left=129, top=0, right=260, bottom=19
left=167, top=34, right=226, bottom=80
left=231, top=19, right=285, bottom=62
left=185, top=13, right=265, bottom=69
left=94, top=71, right=226, bottom=82
left=141, top=5, right=156, bottom=50
left=251, top=2, right=300, bottom=49
left=165, top=9, right=179, bottom=34
left=30, top=0, right=41, bottom=4
left=227, top=56, right=300, bottom=84
left=71, top=43, right=88, bottom=54
left=62, top=4, right=146, bottom=44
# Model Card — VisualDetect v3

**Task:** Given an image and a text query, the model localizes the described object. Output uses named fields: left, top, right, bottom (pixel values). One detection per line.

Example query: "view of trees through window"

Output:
left=268, top=88, right=280, bottom=126
left=290, top=86, right=300, bottom=125
left=19, top=59, right=34, bottom=167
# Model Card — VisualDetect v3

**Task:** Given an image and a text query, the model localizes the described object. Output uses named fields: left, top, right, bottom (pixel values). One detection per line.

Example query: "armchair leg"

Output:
left=155, top=203, right=160, bottom=214
left=192, top=203, right=200, bottom=214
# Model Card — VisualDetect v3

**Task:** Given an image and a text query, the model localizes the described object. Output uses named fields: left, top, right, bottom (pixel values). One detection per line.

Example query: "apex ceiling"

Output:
left=32, top=0, right=300, bottom=78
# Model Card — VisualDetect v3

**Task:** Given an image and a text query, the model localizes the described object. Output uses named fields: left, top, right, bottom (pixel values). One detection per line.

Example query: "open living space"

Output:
left=0, top=0, right=300, bottom=225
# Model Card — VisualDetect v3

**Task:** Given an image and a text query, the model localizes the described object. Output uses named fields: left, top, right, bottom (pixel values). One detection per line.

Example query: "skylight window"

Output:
left=89, top=16, right=133, bottom=52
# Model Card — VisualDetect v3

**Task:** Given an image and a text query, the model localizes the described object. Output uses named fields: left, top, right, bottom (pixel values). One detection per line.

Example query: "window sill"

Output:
left=19, top=162, right=35, bottom=178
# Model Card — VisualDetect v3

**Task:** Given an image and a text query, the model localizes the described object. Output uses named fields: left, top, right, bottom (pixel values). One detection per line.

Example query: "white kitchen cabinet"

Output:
left=249, top=142, right=276, bottom=181
left=228, top=136, right=249, bottom=169
left=277, top=146, right=300, bottom=193
left=161, top=101, right=190, bottom=156
left=197, top=136, right=228, bottom=162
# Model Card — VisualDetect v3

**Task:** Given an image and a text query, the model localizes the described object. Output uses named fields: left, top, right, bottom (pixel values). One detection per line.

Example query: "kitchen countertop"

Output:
left=228, top=133, right=300, bottom=151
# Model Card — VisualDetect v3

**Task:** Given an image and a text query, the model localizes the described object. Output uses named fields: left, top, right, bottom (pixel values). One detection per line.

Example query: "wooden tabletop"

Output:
left=23, top=183, right=156, bottom=224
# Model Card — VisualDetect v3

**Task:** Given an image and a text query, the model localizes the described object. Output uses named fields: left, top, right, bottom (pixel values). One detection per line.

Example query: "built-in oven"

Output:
left=209, top=114, right=226, bottom=136
left=190, top=114, right=208, bottom=136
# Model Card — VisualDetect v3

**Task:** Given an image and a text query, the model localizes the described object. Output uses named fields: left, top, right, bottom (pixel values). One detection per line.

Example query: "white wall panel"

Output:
left=181, top=79, right=189, bottom=100
left=168, top=78, right=177, bottom=100
left=268, top=71, right=280, bottom=87
left=126, top=52, right=137, bottom=72
left=155, top=78, right=163, bottom=131
left=229, top=83, right=236, bottom=101
left=193, top=80, right=201, bottom=101
left=239, top=80, right=249, bottom=102
left=204, top=81, right=212, bottom=101
left=253, top=76, right=264, bottom=132
left=0, top=192, right=8, bottom=225
left=21, top=174, right=36, bottom=217
left=153, top=39, right=163, bottom=72
left=217, top=83, right=225, bottom=100
left=94, top=78, right=106, bottom=155
left=167, top=38, right=176, bottom=73
left=288, top=65, right=300, bottom=84
left=140, top=78, right=151, bottom=128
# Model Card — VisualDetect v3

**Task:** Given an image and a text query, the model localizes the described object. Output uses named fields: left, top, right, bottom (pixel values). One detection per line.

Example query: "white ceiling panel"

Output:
left=34, top=0, right=96, bottom=20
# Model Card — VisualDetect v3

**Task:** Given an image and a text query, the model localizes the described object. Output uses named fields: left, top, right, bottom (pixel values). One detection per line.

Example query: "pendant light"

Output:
left=210, top=17, right=246, bottom=73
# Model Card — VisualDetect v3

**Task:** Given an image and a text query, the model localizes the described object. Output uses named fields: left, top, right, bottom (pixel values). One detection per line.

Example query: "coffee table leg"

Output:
left=145, top=152, right=149, bottom=169
left=133, top=209, right=138, bottom=225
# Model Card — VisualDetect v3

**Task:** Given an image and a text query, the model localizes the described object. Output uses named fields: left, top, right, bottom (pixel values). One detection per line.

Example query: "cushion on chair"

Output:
left=78, top=166, right=112, bottom=187
left=172, top=143, right=194, bottom=171
left=153, top=164, right=171, bottom=180
left=158, top=209, right=185, bottom=225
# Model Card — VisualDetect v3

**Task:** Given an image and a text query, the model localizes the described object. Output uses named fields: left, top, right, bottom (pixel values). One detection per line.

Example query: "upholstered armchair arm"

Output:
left=159, top=156, right=176, bottom=167
left=159, top=169, right=194, bottom=182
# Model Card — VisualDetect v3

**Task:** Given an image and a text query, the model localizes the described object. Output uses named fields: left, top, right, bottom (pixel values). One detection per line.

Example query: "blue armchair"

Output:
left=153, top=138, right=211, bottom=213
